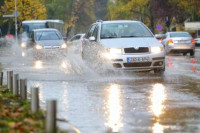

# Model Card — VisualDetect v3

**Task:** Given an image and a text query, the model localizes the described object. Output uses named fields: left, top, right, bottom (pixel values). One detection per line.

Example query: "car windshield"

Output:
left=100, top=22, right=153, bottom=39
left=170, top=32, right=191, bottom=38
left=35, top=31, right=62, bottom=41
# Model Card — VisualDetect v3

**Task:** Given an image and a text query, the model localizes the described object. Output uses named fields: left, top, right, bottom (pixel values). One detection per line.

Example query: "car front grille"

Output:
left=43, top=46, right=60, bottom=49
left=124, top=47, right=149, bottom=53
left=123, top=62, right=152, bottom=67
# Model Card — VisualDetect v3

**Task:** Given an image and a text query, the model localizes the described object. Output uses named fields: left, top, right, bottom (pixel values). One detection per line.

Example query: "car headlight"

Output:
left=21, top=42, right=26, bottom=48
left=36, top=44, right=43, bottom=50
left=151, top=46, right=163, bottom=54
left=61, top=43, right=67, bottom=49
left=109, top=48, right=122, bottom=54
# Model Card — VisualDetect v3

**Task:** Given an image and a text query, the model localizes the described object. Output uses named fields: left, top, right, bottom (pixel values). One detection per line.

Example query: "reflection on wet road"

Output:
left=150, top=83, right=166, bottom=133
left=0, top=47, right=200, bottom=132
left=105, top=84, right=123, bottom=132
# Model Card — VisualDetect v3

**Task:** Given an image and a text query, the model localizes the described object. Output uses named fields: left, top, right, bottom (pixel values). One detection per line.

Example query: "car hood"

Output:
left=99, top=37, right=162, bottom=48
left=36, top=40, right=64, bottom=46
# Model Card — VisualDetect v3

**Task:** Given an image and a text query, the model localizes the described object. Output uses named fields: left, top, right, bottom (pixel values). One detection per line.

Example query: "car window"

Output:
left=170, top=32, right=191, bottom=38
left=85, top=24, right=96, bottom=39
left=35, top=31, right=62, bottom=40
left=100, top=22, right=153, bottom=39
left=91, top=25, right=99, bottom=41
left=71, top=35, right=81, bottom=41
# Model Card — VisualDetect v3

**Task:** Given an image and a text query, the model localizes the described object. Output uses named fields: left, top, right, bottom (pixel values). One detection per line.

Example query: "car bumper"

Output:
left=33, top=48, right=67, bottom=57
left=103, top=52, right=165, bottom=71
left=168, top=44, right=195, bottom=53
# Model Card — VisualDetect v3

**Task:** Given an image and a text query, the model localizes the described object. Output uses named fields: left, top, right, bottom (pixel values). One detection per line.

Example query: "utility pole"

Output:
left=15, top=0, right=18, bottom=43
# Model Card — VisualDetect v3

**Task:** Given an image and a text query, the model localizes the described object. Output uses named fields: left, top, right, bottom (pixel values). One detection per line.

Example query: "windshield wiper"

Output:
left=100, top=36, right=118, bottom=39
left=121, top=35, right=139, bottom=38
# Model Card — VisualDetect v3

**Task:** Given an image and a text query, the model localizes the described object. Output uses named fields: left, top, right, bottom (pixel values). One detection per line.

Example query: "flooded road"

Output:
left=0, top=45, right=200, bottom=133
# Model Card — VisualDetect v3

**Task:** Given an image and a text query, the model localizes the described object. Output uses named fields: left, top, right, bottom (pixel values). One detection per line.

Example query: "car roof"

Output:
left=32, top=28, right=59, bottom=32
left=167, top=31, right=189, bottom=33
left=22, top=20, right=64, bottom=24
left=95, top=20, right=141, bottom=24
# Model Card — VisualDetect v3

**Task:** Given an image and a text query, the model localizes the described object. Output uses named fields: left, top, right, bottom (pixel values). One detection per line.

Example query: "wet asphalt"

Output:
left=0, top=45, right=200, bottom=133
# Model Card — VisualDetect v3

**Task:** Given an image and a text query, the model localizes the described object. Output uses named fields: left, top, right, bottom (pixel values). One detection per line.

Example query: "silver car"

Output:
left=163, top=32, right=195, bottom=56
left=82, top=20, right=165, bottom=73
left=29, top=28, right=67, bottom=58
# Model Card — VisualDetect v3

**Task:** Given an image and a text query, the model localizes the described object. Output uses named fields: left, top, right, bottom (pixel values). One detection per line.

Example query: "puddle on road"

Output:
left=1, top=44, right=200, bottom=133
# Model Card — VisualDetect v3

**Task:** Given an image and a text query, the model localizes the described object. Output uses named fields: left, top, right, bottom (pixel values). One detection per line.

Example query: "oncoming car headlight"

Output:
left=36, top=44, right=43, bottom=50
left=109, top=48, right=122, bottom=54
left=151, top=46, right=163, bottom=54
left=61, top=43, right=67, bottom=49
left=21, top=42, right=26, bottom=48
left=102, top=48, right=122, bottom=60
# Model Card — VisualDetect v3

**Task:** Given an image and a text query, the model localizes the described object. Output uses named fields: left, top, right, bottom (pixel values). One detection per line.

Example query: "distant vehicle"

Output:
left=70, top=33, right=85, bottom=43
left=20, top=20, right=66, bottom=48
left=163, top=32, right=195, bottom=56
left=195, top=38, right=200, bottom=46
left=29, top=28, right=67, bottom=59
left=70, top=33, right=85, bottom=53
left=82, top=20, right=165, bottom=74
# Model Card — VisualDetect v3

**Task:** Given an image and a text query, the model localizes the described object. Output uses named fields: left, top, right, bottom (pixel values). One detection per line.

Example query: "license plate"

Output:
left=127, top=57, right=150, bottom=62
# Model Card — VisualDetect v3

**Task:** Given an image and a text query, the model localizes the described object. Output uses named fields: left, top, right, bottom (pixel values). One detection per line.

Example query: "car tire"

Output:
left=183, top=52, right=187, bottom=56
left=190, top=50, right=195, bottom=56
left=154, top=64, right=165, bottom=75
left=154, top=69, right=164, bottom=75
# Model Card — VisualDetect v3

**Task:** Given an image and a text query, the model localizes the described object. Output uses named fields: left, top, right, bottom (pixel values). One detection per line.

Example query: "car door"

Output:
left=82, top=24, right=97, bottom=59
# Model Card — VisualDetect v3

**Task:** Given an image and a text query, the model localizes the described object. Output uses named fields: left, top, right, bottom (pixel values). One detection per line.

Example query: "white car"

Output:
left=70, top=34, right=85, bottom=53
left=82, top=20, right=165, bottom=74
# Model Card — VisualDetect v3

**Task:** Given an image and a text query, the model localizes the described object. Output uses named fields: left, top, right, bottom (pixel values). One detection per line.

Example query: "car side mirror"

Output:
left=89, top=36, right=95, bottom=41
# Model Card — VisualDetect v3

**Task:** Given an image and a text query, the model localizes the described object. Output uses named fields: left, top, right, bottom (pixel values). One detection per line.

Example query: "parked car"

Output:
left=162, top=32, right=195, bottom=56
left=29, top=28, right=67, bottom=58
left=82, top=20, right=165, bottom=74
left=69, top=33, right=85, bottom=53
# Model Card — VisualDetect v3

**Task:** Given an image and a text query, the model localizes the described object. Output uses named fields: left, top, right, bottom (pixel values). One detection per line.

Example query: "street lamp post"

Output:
left=15, top=0, right=18, bottom=43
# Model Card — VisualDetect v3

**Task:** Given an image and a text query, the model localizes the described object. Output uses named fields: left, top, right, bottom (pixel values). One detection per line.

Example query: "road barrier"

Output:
left=1, top=71, right=59, bottom=133
left=0, top=71, right=80, bottom=133
left=7, top=71, right=13, bottom=91
left=0, top=72, right=3, bottom=85
left=46, top=100, right=57, bottom=133
left=20, top=79, right=27, bottom=100
left=31, top=87, right=39, bottom=113
left=13, top=74, right=19, bottom=96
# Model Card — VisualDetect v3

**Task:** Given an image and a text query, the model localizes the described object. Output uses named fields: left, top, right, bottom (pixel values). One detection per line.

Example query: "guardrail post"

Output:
left=7, top=71, right=13, bottom=91
left=0, top=72, right=3, bottom=86
left=20, top=79, right=27, bottom=100
left=31, top=87, right=39, bottom=113
left=46, top=100, right=57, bottom=133
left=13, top=74, right=19, bottom=96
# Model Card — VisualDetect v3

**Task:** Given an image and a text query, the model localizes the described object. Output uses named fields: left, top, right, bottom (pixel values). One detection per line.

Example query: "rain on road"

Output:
left=0, top=44, right=200, bottom=133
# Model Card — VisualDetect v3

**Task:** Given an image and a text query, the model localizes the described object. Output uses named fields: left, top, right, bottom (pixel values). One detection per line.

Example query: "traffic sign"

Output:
left=2, top=11, right=19, bottom=18
left=3, top=14, right=15, bottom=18
left=156, top=24, right=163, bottom=31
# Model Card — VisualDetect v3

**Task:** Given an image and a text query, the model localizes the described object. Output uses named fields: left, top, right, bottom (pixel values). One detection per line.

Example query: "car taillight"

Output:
left=168, top=39, right=173, bottom=43
left=191, top=39, right=195, bottom=44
